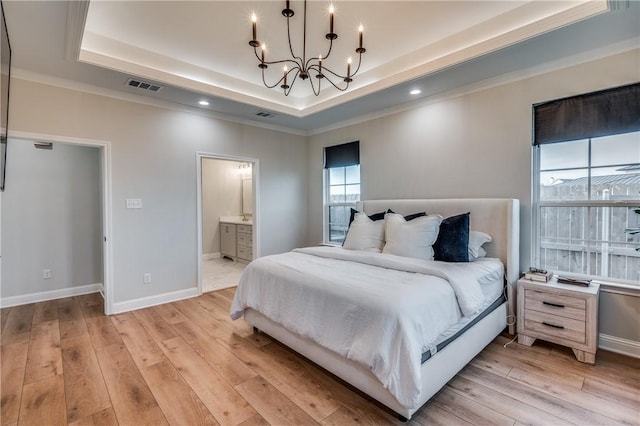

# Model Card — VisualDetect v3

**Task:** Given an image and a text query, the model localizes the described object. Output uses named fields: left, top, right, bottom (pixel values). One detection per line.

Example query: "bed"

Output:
left=230, top=198, right=519, bottom=420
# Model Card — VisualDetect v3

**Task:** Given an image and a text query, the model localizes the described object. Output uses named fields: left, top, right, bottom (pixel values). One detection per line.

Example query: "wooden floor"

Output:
left=1, top=290, right=639, bottom=426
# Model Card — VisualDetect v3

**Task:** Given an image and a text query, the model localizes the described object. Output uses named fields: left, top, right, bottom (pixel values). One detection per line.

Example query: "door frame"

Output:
left=4, top=130, right=114, bottom=313
left=196, top=152, right=259, bottom=294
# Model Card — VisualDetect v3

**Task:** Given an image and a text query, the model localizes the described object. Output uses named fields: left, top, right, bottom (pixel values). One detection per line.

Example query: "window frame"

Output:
left=323, top=164, right=361, bottom=245
left=532, top=137, right=640, bottom=285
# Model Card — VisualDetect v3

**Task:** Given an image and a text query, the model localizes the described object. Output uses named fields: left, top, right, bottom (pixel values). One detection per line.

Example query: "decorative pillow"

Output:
left=382, top=213, right=443, bottom=260
left=468, top=231, right=492, bottom=260
left=433, top=212, right=470, bottom=262
left=387, top=209, right=427, bottom=221
left=343, top=212, right=385, bottom=252
left=348, top=208, right=386, bottom=227
left=473, top=246, right=487, bottom=260
left=403, top=211, right=427, bottom=221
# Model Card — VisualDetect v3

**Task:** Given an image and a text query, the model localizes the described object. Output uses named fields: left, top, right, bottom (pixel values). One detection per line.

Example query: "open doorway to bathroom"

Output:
left=196, top=154, right=258, bottom=294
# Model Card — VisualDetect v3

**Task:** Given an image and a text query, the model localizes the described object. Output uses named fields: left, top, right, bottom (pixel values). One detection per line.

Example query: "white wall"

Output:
left=307, top=49, right=640, bottom=345
left=1, top=140, right=102, bottom=299
left=7, top=78, right=308, bottom=308
left=201, top=158, right=243, bottom=255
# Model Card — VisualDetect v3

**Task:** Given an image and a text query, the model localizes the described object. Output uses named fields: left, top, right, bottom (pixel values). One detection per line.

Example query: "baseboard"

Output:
left=0, top=283, right=103, bottom=308
left=599, top=333, right=640, bottom=359
left=202, top=252, right=221, bottom=261
left=111, top=287, right=199, bottom=314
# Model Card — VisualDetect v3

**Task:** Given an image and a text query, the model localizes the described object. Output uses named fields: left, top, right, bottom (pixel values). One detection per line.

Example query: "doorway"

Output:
left=196, top=153, right=258, bottom=294
left=0, top=131, right=112, bottom=313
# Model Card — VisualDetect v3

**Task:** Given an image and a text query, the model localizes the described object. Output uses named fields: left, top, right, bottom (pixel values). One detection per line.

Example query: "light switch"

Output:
left=126, top=199, right=143, bottom=209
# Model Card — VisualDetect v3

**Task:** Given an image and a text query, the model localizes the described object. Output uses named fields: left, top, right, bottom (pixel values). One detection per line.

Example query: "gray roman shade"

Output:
left=533, top=83, right=640, bottom=145
left=324, top=141, right=360, bottom=168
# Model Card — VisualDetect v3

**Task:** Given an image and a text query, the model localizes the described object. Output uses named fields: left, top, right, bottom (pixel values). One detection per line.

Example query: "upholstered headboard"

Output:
left=356, top=198, right=519, bottom=333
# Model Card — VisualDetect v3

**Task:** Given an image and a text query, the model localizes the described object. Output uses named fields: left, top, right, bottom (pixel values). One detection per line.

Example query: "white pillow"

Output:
left=343, top=213, right=385, bottom=252
left=468, top=231, right=492, bottom=260
left=382, top=213, right=443, bottom=260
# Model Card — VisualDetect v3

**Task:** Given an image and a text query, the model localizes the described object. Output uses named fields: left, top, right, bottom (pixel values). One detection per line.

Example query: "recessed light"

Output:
left=198, top=100, right=210, bottom=106
left=410, top=89, right=421, bottom=95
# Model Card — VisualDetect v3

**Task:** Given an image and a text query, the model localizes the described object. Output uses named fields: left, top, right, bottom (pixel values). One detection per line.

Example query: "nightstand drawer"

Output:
left=524, top=309, right=586, bottom=344
left=525, top=289, right=585, bottom=309
left=524, top=293, right=586, bottom=321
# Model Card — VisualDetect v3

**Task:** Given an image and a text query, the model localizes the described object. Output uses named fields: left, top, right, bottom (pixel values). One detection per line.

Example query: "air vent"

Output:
left=608, top=0, right=630, bottom=10
left=126, top=79, right=163, bottom=92
left=254, top=110, right=277, bottom=118
left=34, top=141, right=53, bottom=150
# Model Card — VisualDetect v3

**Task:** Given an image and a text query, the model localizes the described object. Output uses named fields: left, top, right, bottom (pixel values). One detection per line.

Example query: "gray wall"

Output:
left=307, top=49, right=640, bottom=343
left=201, top=158, right=242, bottom=255
left=6, top=78, right=308, bottom=306
left=3, top=49, right=637, bottom=347
left=1, top=140, right=102, bottom=298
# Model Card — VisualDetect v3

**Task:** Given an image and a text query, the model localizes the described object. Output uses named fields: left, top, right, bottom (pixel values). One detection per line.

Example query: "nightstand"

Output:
left=517, top=277, right=600, bottom=364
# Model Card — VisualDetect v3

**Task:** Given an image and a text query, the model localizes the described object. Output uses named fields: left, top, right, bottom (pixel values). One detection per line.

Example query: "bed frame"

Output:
left=244, top=198, right=520, bottom=419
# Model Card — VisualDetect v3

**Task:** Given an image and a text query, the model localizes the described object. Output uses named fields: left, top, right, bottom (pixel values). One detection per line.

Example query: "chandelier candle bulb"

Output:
left=329, top=4, right=334, bottom=34
left=283, top=65, right=287, bottom=85
left=249, top=13, right=260, bottom=47
left=347, top=57, right=351, bottom=77
left=252, top=13, right=256, bottom=41
left=359, top=25, right=363, bottom=49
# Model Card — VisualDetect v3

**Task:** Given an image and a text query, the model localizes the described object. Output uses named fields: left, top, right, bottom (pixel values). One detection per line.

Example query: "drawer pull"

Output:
left=542, top=321, right=565, bottom=330
left=542, top=301, right=565, bottom=308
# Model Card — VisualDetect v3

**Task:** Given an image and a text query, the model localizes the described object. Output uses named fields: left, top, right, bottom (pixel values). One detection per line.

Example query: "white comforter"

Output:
left=230, top=246, right=502, bottom=408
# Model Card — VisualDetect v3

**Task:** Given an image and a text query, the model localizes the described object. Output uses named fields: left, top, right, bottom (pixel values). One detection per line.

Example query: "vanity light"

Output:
left=198, top=100, right=210, bottom=106
left=238, top=162, right=252, bottom=178
left=410, top=89, right=421, bottom=95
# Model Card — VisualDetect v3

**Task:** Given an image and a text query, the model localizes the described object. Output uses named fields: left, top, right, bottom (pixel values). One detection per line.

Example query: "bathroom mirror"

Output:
left=242, top=178, right=252, bottom=215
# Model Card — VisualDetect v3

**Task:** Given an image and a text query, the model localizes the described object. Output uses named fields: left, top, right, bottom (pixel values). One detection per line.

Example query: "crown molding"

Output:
left=307, top=40, right=639, bottom=136
left=11, top=68, right=308, bottom=137
left=77, top=1, right=608, bottom=117
left=10, top=40, right=638, bottom=139
left=64, top=0, right=89, bottom=61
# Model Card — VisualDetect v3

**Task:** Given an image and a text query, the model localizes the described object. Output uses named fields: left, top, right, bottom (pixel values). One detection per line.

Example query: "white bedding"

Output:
left=230, top=246, right=504, bottom=409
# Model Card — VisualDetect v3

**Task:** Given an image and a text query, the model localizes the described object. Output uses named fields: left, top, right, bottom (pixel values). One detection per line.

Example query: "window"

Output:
left=324, top=141, right=360, bottom=244
left=533, top=83, right=640, bottom=283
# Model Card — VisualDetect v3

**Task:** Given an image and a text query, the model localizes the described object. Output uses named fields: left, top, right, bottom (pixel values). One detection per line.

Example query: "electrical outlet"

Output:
left=126, top=199, right=143, bottom=209
left=43, top=269, right=52, bottom=279
left=143, top=273, right=152, bottom=284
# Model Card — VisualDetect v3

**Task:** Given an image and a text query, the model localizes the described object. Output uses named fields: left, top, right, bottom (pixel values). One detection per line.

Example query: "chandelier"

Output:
left=249, top=1, right=366, bottom=96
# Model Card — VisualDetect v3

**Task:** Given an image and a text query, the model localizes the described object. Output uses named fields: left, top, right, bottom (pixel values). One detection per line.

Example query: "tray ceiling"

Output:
left=78, top=1, right=610, bottom=117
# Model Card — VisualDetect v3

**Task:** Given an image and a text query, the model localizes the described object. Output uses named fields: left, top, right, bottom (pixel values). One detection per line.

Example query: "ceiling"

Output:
left=3, top=1, right=640, bottom=133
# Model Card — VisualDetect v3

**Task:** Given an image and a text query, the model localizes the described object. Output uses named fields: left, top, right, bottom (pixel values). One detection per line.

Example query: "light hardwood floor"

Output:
left=1, top=290, right=638, bottom=425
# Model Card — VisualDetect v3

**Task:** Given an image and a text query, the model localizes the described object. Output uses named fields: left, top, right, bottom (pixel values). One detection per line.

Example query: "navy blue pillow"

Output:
left=348, top=208, right=386, bottom=227
left=348, top=208, right=427, bottom=227
left=403, top=211, right=427, bottom=221
left=433, top=212, right=470, bottom=262
left=387, top=209, right=426, bottom=221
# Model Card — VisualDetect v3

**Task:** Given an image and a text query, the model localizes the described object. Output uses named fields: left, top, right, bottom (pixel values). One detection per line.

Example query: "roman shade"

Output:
left=324, top=140, right=360, bottom=168
left=533, top=82, right=640, bottom=145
